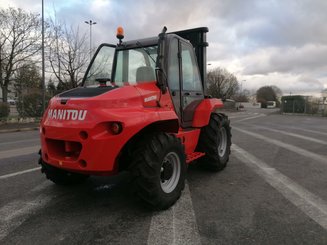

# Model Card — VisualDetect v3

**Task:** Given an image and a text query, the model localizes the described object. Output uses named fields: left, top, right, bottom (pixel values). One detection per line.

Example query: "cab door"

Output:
left=180, top=41, right=204, bottom=127
left=167, top=38, right=204, bottom=128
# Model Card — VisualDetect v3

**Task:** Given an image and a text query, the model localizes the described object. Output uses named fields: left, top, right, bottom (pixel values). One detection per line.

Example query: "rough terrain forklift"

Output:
left=39, top=26, right=232, bottom=210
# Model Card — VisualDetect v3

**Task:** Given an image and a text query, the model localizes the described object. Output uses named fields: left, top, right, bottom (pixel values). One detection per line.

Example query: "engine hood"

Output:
left=58, top=86, right=118, bottom=98
left=42, top=83, right=163, bottom=128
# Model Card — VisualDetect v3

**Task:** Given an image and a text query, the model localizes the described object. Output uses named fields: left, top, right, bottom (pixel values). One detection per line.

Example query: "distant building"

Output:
left=223, top=99, right=236, bottom=110
left=0, top=84, right=16, bottom=102
left=281, top=95, right=316, bottom=114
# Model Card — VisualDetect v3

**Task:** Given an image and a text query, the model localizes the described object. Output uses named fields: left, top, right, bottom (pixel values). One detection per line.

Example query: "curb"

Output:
left=0, top=127, right=39, bottom=134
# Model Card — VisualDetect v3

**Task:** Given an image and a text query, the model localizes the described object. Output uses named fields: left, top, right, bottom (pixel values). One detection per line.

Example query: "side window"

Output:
left=114, top=49, right=147, bottom=85
left=181, top=43, right=202, bottom=91
left=114, top=48, right=157, bottom=85
left=168, top=38, right=179, bottom=90
left=128, top=50, right=146, bottom=84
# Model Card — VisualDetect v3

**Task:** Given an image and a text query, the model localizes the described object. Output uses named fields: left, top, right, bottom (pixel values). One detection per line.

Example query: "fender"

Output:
left=192, top=98, right=224, bottom=127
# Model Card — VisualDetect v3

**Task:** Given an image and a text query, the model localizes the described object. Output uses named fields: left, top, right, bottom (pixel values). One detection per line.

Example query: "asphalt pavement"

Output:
left=1, top=108, right=327, bottom=244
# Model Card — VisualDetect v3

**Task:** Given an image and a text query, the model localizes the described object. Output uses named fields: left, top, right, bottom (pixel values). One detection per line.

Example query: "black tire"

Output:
left=129, top=133, right=186, bottom=210
left=196, top=113, right=232, bottom=171
left=39, top=157, right=89, bottom=185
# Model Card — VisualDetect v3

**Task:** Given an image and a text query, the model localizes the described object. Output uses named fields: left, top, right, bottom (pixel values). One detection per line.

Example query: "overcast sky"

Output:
left=1, top=0, right=327, bottom=96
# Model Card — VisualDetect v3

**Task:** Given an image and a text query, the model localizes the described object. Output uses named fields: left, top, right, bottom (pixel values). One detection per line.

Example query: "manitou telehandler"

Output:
left=39, top=26, right=232, bottom=210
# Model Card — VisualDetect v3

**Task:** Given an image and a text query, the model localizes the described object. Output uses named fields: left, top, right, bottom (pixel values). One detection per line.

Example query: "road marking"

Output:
left=232, top=144, right=327, bottom=230
left=233, top=114, right=266, bottom=123
left=284, top=126, right=327, bottom=137
left=228, top=112, right=259, bottom=119
left=0, top=181, right=54, bottom=241
left=0, top=138, right=39, bottom=146
left=0, top=167, right=41, bottom=180
left=233, top=126, right=327, bottom=164
left=253, top=126, right=327, bottom=145
left=228, top=114, right=248, bottom=119
left=0, top=146, right=39, bottom=160
left=147, top=182, right=201, bottom=245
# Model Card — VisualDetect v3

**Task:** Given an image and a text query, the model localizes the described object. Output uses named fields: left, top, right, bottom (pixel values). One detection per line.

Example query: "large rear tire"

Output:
left=129, top=133, right=186, bottom=210
left=39, top=157, right=89, bottom=185
left=196, top=113, right=232, bottom=171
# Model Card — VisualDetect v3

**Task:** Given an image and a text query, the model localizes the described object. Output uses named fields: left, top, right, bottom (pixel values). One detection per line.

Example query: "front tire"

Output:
left=129, top=133, right=186, bottom=210
left=196, top=113, right=232, bottom=171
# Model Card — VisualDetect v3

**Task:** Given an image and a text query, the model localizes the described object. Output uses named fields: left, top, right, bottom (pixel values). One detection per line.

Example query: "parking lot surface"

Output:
left=1, top=108, right=327, bottom=244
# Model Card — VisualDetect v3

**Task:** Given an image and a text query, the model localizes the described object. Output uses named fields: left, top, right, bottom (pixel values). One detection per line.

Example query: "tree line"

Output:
left=206, top=67, right=282, bottom=107
left=0, top=7, right=90, bottom=117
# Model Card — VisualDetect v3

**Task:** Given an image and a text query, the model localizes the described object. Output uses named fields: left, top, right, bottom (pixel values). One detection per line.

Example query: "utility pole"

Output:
left=241, top=80, right=246, bottom=94
left=41, top=0, right=45, bottom=113
left=84, top=20, right=97, bottom=61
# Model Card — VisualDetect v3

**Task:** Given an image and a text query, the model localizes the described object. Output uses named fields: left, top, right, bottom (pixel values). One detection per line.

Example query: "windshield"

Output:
left=84, top=45, right=158, bottom=87
left=84, top=45, right=115, bottom=87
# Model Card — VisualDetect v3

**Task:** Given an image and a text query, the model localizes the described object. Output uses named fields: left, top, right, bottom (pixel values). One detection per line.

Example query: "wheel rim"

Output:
left=160, top=152, right=181, bottom=194
left=218, top=127, right=227, bottom=157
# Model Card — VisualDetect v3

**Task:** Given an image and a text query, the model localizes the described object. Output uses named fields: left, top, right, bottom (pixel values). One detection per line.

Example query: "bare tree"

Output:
left=15, top=63, right=41, bottom=96
left=47, top=18, right=89, bottom=90
left=15, top=63, right=44, bottom=117
left=0, top=7, right=42, bottom=102
left=207, top=67, right=239, bottom=99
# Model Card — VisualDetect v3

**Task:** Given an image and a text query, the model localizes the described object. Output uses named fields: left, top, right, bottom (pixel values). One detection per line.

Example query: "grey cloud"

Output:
left=244, top=44, right=327, bottom=76
left=2, top=0, right=327, bottom=93
left=271, top=45, right=327, bottom=74
left=288, top=76, right=324, bottom=93
left=235, top=0, right=327, bottom=48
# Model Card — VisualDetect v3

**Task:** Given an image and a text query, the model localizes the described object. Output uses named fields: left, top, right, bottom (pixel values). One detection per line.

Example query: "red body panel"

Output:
left=176, top=129, right=201, bottom=155
left=40, top=82, right=222, bottom=175
left=40, top=82, right=177, bottom=175
left=192, top=98, right=223, bottom=127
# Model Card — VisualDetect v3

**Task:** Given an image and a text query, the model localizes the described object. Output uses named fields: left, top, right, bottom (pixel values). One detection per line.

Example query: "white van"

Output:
left=267, top=101, right=276, bottom=108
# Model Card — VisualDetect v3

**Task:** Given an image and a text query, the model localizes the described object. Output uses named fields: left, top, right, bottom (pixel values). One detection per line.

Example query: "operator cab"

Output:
left=82, top=27, right=207, bottom=128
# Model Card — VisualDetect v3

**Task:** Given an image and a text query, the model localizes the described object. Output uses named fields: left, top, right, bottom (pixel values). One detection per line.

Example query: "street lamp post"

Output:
left=41, top=0, right=45, bottom=113
left=241, top=80, right=246, bottom=93
left=84, top=20, right=97, bottom=61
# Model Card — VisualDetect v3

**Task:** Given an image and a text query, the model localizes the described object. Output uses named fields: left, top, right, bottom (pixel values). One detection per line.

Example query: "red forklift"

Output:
left=39, top=26, right=231, bottom=210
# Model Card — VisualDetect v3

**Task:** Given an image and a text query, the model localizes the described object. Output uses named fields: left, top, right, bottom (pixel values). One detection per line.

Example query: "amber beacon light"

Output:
left=116, top=26, right=124, bottom=44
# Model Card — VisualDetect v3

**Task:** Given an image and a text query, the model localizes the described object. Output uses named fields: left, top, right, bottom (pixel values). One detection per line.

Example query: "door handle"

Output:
left=184, top=92, right=190, bottom=96
left=196, top=92, right=202, bottom=95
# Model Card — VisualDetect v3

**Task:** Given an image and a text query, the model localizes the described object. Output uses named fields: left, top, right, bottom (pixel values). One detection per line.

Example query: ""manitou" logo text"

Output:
left=47, top=109, right=87, bottom=121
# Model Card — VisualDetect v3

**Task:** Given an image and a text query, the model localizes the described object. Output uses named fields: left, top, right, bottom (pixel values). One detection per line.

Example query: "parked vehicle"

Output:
left=39, top=27, right=232, bottom=210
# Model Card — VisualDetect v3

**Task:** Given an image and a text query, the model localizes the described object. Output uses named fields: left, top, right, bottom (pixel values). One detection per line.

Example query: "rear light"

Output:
left=79, top=131, right=88, bottom=140
left=110, top=122, right=123, bottom=135
left=79, top=159, right=87, bottom=168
